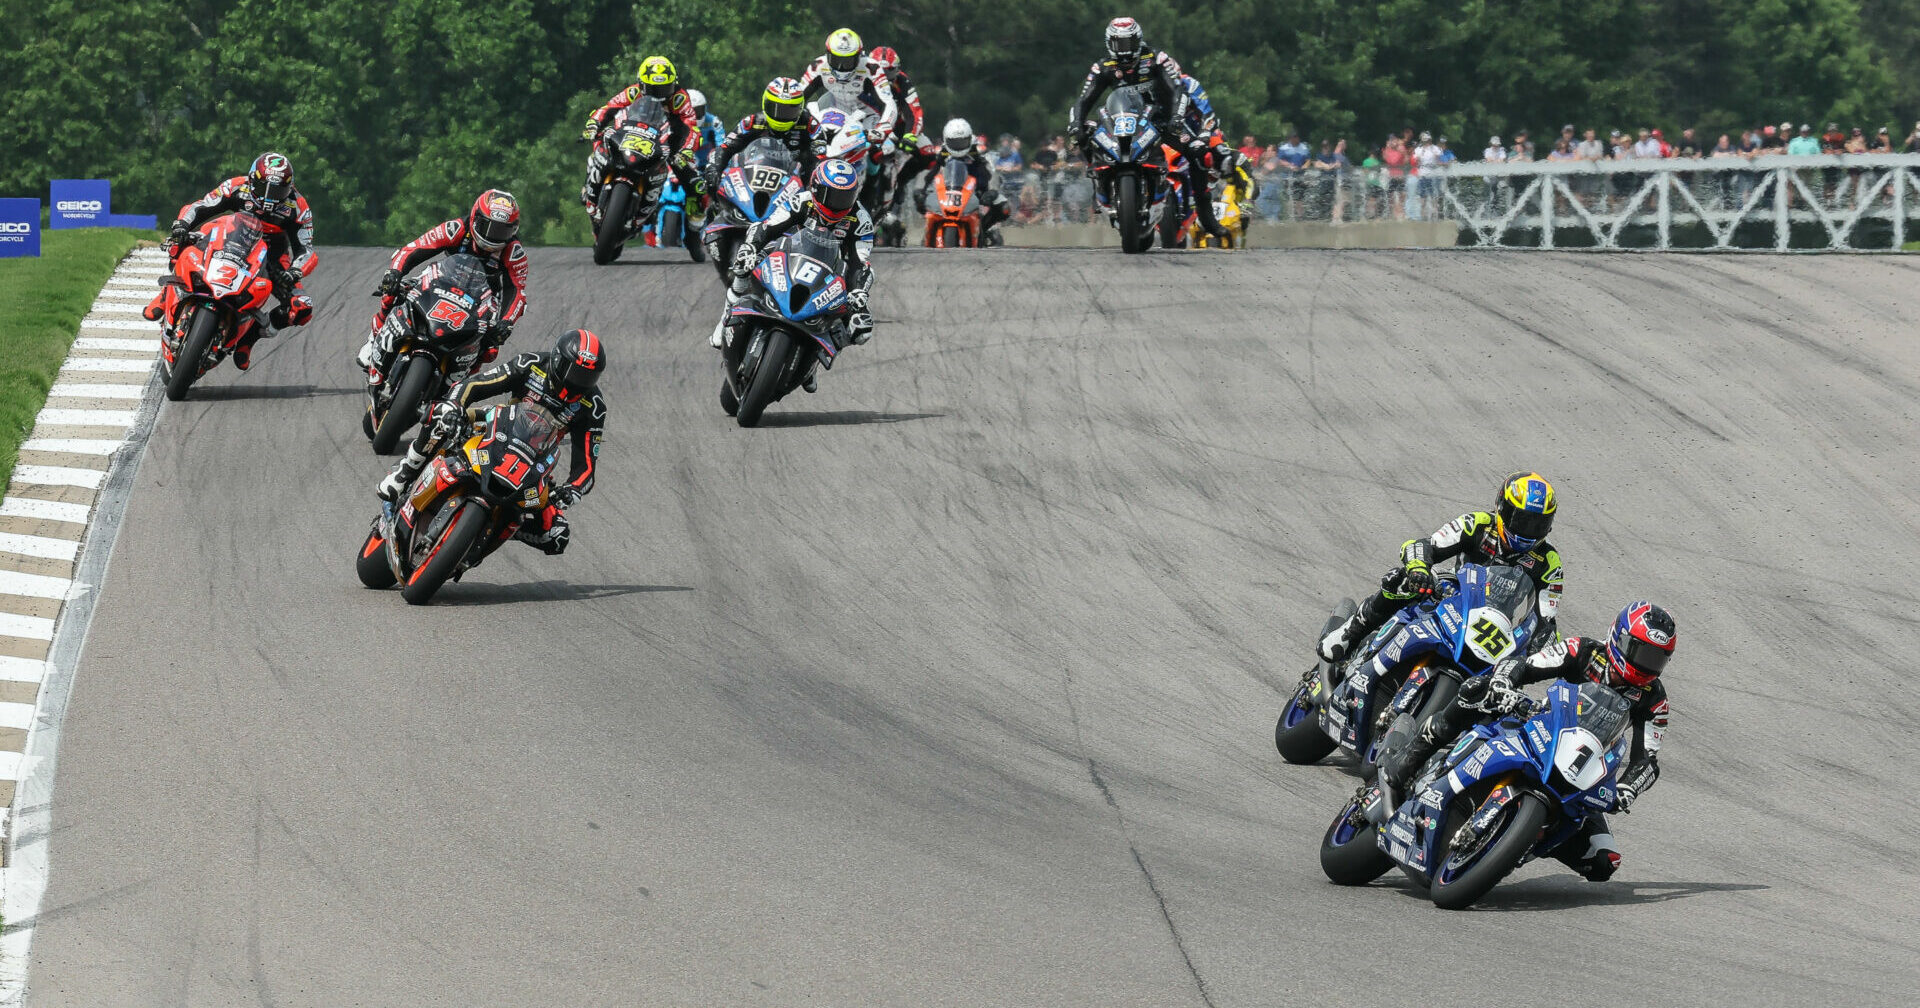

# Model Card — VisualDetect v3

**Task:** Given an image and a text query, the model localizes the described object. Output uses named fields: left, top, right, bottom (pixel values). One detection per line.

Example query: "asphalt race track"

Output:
left=23, top=246, right=1920, bottom=1005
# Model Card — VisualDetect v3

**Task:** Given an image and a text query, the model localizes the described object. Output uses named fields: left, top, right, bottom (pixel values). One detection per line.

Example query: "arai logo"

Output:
left=56, top=200, right=103, bottom=212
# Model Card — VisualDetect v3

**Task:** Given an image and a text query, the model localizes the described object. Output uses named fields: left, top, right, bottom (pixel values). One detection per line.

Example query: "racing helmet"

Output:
left=638, top=56, right=677, bottom=99
left=869, top=46, right=900, bottom=72
left=246, top=152, right=294, bottom=213
left=942, top=118, right=973, bottom=155
left=809, top=159, right=861, bottom=222
left=1495, top=471, right=1556, bottom=552
left=466, top=189, right=520, bottom=254
left=551, top=329, right=605, bottom=400
left=763, top=77, right=806, bottom=132
left=687, top=88, right=708, bottom=121
left=825, top=28, right=863, bottom=76
left=1106, top=17, right=1145, bottom=63
left=1602, top=602, right=1675, bottom=688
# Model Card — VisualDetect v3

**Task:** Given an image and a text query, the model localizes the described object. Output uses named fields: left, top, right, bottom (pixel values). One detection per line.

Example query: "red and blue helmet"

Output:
left=810, top=159, right=861, bottom=221
left=1602, top=602, right=1675, bottom=688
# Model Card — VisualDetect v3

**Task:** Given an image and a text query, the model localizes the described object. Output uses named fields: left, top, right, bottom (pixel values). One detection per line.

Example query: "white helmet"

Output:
left=687, top=88, right=707, bottom=117
left=942, top=117, right=972, bottom=155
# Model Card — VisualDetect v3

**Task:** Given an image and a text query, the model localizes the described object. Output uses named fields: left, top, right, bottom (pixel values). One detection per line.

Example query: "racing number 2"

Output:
left=1469, top=617, right=1513, bottom=657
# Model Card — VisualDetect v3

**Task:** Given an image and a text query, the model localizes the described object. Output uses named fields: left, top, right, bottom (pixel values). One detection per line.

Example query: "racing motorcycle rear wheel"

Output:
left=593, top=183, right=633, bottom=265
left=371, top=355, right=434, bottom=455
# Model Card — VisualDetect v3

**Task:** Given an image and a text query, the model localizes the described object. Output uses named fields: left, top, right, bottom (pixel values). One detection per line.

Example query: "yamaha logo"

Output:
left=0, top=222, right=31, bottom=233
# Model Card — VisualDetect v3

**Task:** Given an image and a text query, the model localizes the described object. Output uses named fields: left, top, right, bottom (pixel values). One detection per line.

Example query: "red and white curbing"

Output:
left=0, top=246, right=166, bottom=998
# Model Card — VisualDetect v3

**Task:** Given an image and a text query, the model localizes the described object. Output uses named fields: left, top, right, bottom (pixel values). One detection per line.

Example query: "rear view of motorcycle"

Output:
left=590, top=97, right=673, bottom=265
left=363, top=253, right=501, bottom=454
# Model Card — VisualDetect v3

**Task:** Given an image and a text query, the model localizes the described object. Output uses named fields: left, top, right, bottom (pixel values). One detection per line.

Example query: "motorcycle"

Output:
left=702, top=137, right=805, bottom=283
left=1187, top=175, right=1246, bottom=249
left=650, top=174, right=705, bottom=262
left=590, top=96, right=672, bottom=265
left=362, top=252, right=500, bottom=455
left=922, top=157, right=984, bottom=248
left=1274, top=563, right=1542, bottom=774
left=155, top=211, right=281, bottom=400
left=1319, top=678, right=1634, bottom=909
left=1085, top=88, right=1170, bottom=254
left=356, top=403, right=567, bottom=604
left=716, top=224, right=851, bottom=427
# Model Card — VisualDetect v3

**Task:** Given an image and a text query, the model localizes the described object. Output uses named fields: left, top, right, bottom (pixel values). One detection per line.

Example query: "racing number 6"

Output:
left=791, top=258, right=825, bottom=284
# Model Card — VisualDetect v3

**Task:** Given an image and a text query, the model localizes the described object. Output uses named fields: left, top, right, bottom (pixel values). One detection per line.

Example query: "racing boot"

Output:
left=231, top=333, right=266, bottom=371
left=1318, top=611, right=1374, bottom=663
left=376, top=445, right=430, bottom=502
left=142, top=290, right=166, bottom=321
left=1185, top=151, right=1231, bottom=241
left=800, top=362, right=819, bottom=394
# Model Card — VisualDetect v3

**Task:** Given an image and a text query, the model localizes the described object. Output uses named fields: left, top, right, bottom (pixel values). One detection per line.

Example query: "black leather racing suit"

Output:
left=1068, top=51, right=1225, bottom=236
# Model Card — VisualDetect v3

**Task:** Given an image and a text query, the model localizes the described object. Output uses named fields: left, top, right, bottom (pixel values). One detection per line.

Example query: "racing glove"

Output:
left=580, top=120, right=600, bottom=142
left=730, top=245, right=757, bottom=277
left=166, top=218, right=191, bottom=249
left=849, top=311, right=873, bottom=344
left=426, top=400, right=463, bottom=439
left=674, top=148, right=698, bottom=171
left=1401, top=563, right=1437, bottom=599
left=274, top=268, right=303, bottom=296
left=1614, top=785, right=1638, bottom=814
left=375, top=268, right=405, bottom=298
left=551, top=485, right=582, bottom=510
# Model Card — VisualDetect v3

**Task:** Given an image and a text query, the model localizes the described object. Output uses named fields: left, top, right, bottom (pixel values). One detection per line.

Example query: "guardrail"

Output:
left=1419, top=154, right=1920, bottom=250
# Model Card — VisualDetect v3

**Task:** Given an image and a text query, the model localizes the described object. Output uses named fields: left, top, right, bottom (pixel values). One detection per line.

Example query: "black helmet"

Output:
left=246, top=152, right=294, bottom=213
left=551, top=329, right=605, bottom=399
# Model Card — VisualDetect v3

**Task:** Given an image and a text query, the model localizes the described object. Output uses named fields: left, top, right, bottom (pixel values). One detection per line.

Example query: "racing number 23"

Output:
left=1469, top=617, right=1513, bottom=657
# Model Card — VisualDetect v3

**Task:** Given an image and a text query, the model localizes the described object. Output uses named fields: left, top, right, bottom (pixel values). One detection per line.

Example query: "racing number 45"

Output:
left=1470, top=616, right=1512, bottom=657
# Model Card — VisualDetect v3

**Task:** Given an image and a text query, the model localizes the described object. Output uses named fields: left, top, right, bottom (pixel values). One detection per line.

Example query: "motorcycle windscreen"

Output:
left=940, top=159, right=974, bottom=210
left=476, top=405, right=565, bottom=502
left=751, top=231, right=848, bottom=334
left=726, top=140, right=803, bottom=220
left=1573, top=681, right=1632, bottom=748
left=622, top=95, right=669, bottom=131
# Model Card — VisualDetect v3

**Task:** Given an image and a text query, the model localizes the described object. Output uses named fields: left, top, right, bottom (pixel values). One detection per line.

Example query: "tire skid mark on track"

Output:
left=0, top=249, right=165, bottom=1005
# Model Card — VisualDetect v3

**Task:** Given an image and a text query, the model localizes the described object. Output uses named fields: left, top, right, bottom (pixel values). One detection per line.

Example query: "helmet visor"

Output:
left=828, top=52, right=860, bottom=74
left=251, top=176, right=292, bottom=206
left=943, top=133, right=970, bottom=155
left=817, top=181, right=859, bottom=216
left=1501, top=504, right=1552, bottom=545
left=1619, top=635, right=1671, bottom=678
left=553, top=357, right=599, bottom=395
left=472, top=213, right=517, bottom=250
left=1108, top=35, right=1142, bottom=60
left=765, top=99, right=803, bottom=127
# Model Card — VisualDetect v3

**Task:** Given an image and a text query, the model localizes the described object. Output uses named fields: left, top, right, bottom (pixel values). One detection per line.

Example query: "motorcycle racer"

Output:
left=688, top=88, right=727, bottom=170
left=1381, top=601, right=1676, bottom=881
left=376, top=329, right=606, bottom=557
left=581, top=56, right=709, bottom=220
left=1066, top=17, right=1227, bottom=239
left=915, top=118, right=1010, bottom=243
left=713, top=159, right=874, bottom=393
left=706, top=77, right=822, bottom=187
left=146, top=152, right=317, bottom=369
left=869, top=46, right=936, bottom=221
left=798, top=28, right=899, bottom=142
left=356, top=190, right=528, bottom=388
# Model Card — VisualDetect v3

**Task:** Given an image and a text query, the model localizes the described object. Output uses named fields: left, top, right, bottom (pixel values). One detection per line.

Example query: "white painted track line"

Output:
left=7, top=467, right=106, bottom=491
left=59, top=358, right=153, bottom=373
left=35, top=409, right=138, bottom=427
left=47, top=384, right=145, bottom=400
left=0, top=658, right=43, bottom=685
left=73, top=338, right=151, bottom=352
left=0, top=534, right=79, bottom=563
left=0, top=614, right=54, bottom=642
left=0, top=499, right=90, bottom=524
left=20, top=440, right=121, bottom=456
left=0, top=572, right=74, bottom=601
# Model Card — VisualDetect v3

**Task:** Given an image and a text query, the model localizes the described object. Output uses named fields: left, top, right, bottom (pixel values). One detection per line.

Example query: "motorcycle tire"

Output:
left=712, top=233, right=740, bottom=284
left=371, top=356, right=433, bottom=455
left=401, top=500, right=487, bottom=605
left=660, top=208, right=683, bottom=248
left=1274, top=693, right=1339, bottom=764
left=940, top=223, right=962, bottom=248
left=1158, top=199, right=1184, bottom=250
left=1320, top=799, right=1394, bottom=885
left=685, top=213, right=707, bottom=262
left=356, top=525, right=398, bottom=588
left=1429, top=791, right=1549, bottom=910
left=1118, top=174, right=1149, bottom=254
left=593, top=183, right=632, bottom=265
left=719, top=378, right=740, bottom=417
left=165, top=307, right=221, bottom=401
left=735, top=327, right=792, bottom=428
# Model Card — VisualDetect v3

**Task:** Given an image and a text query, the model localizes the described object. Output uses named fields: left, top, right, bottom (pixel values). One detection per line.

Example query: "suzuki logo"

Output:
left=55, top=200, right=103, bottom=212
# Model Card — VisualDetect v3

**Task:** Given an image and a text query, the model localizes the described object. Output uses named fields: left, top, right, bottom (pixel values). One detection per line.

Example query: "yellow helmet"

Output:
left=638, top=55, right=677, bottom=88
left=825, top=28, right=863, bottom=74
left=1495, top=471, right=1556, bottom=551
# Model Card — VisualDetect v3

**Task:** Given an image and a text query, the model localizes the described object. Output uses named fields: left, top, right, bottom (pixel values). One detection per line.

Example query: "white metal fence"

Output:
left=1238, top=154, right=1920, bottom=250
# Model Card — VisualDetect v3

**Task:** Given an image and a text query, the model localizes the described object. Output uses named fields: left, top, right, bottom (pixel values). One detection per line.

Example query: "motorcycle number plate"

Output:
left=622, top=134, right=657, bottom=155
left=1113, top=114, right=1139, bottom=135
left=748, top=165, right=787, bottom=193
left=1464, top=607, right=1517, bottom=664
left=209, top=254, right=249, bottom=295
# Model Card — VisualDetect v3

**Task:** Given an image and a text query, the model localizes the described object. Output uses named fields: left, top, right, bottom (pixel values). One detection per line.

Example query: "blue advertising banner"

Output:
left=50, top=179, right=112, bottom=228
left=0, top=199, right=41, bottom=257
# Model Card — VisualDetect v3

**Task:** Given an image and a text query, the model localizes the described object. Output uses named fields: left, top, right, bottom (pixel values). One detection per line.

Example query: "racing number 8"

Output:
left=1469, top=617, right=1513, bottom=657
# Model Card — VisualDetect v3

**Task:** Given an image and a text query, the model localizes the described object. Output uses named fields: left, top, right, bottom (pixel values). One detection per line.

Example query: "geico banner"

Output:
left=0, top=198, right=42, bottom=257
left=50, top=179, right=112, bottom=228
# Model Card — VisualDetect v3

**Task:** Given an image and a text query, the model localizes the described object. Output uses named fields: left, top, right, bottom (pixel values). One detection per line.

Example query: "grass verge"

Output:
left=0, top=230, right=156, bottom=487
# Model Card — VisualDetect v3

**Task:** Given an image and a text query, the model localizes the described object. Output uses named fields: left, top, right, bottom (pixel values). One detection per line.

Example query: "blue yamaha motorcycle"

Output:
left=1275, top=563, right=1541, bottom=773
left=1319, top=678, right=1633, bottom=909
left=716, top=223, right=851, bottom=427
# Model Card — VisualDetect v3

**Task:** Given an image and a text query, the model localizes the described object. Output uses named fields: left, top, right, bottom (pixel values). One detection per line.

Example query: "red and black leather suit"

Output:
left=373, top=218, right=529, bottom=367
